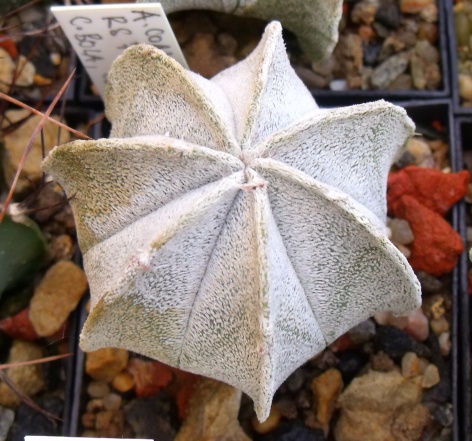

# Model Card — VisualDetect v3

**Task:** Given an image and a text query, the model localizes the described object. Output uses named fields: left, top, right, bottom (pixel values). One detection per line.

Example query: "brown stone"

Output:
left=311, top=368, right=343, bottom=435
left=175, top=378, right=250, bottom=441
left=1, top=109, right=71, bottom=193
left=111, top=370, right=135, bottom=393
left=29, top=260, right=88, bottom=337
left=85, top=348, right=129, bottom=382
left=334, top=370, right=424, bottom=441
left=0, top=340, right=45, bottom=407
left=391, top=404, right=430, bottom=441
left=252, top=406, right=281, bottom=434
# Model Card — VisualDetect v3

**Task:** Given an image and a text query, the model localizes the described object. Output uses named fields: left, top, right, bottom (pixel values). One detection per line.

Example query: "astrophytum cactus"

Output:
left=43, top=21, right=421, bottom=421
left=137, top=0, right=343, bottom=61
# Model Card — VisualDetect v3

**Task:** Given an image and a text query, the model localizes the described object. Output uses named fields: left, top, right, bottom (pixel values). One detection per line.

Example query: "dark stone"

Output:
left=416, top=272, right=444, bottom=294
left=285, top=369, right=306, bottom=393
left=260, top=421, right=325, bottom=441
left=347, top=319, right=376, bottom=345
left=309, top=349, right=339, bottom=370
left=433, top=403, right=454, bottom=428
left=375, top=1, right=402, bottom=29
left=395, top=150, right=416, bottom=168
left=372, top=22, right=390, bottom=39
left=373, top=326, right=431, bottom=361
left=8, top=395, right=64, bottom=441
left=124, top=392, right=178, bottom=441
left=363, top=43, right=381, bottom=66
left=337, top=350, right=369, bottom=382
left=295, top=389, right=312, bottom=410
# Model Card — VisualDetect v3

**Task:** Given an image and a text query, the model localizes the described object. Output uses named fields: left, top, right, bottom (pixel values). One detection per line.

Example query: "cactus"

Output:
left=43, top=22, right=421, bottom=421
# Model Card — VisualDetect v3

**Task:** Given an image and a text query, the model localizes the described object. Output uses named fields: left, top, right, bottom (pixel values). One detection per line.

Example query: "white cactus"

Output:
left=43, top=22, right=421, bottom=422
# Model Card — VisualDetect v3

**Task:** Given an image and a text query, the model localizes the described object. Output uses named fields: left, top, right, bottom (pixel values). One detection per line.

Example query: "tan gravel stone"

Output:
left=86, top=348, right=129, bottom=382
left=29, top=260, right=88, bottom=337
left=0, top=340, right=45, bottom=407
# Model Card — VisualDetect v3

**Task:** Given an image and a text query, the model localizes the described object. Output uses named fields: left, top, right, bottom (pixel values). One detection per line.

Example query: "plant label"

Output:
left=51, top=3, right=187, bottom=98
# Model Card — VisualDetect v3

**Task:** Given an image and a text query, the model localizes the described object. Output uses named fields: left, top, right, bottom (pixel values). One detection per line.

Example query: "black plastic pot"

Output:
left=453, top=116, right=472, bottom=441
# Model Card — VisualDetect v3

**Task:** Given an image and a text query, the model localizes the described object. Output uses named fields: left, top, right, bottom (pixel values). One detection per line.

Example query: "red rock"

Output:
left=0, top=308, right=39, bottom=341
left=0, top=34, right=18, bottom=59
left=127, top=358, right=173, bottom=397
left=329, top=334, right=355, bottom=352
left=394, top=195, right=463, bottom=276
left=388, top=166, right=470, bottom=216
left=172, top=368, right=200, bottom=420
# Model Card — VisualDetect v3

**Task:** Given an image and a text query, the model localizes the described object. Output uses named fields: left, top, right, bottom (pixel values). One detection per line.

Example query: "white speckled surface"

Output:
left=43, top=22, right=421, bottom=421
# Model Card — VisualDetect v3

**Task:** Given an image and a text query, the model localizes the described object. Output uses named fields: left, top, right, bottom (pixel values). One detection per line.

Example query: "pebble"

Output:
left=15, top=55, right=35, bottom=87
left=0, top=340, right=45, bottom=408
left=0, top=406, right=14, bottom=441
left=335, top=369, right=426, bottom=441
left=7, top=395, right=63, bottom=441
left=371, top=51, right=409, bottom=88
left=1, top=109, right=71, bottom=193
left=373, top=326, right=430, bottom=360
left=410, top=54, right=428, bottom=89
left=252, top=406, right=282, bottom=434
left=111, top=370, right=135, bottom=393
left=329, top=79, right=348, bottom=91
left=400, top=0, right=436, bottom=14
left=85, top=347, right=129, bottom=382
left=310, top=368, right=343, bottom=435
left=459, top=74, right=472, bottom=101
left=416, top=271, right=444, bottom=294
left=370, top=351, right=396, bottom=372
left=433, top=403, right=454, bottom=428
left=184, top=33, right=236, bottom=78
left=127, top=358, right=173, bottom=397
left=285, top=368, right=306, bottom=393
left=401, top=351, right=421, bottom=378
left=420, top=3, right=439, bottom=23
left=0, top=48, right=15, bottom=92
left=406, top=137, right=433, bottom=165
left=430, top=316, right=450, bottom=336
left=49, top=234, right=75, bottom=261
left=50, top=52, right=61, bottom=66
left=374, top=308, right=429, bottom=342
left=87, top=380, right=111, bottom=398
left=417, top=22, right=439, bottom=44
left=259, top=422, right=325, bottom=441
left=175, top=378, right=249, bottom=441
left=429, top=295, right=446, bottom=320
left=29, top=260, right=88, bottom=337
left=422, top=364, right=440, bottom=388
left=274, top=396, right=298, bottom=420
left=347, top=319, right=376, bottom=344
left=375, top=1, right=402, bottom=29
left=415, top=40, right=440, bottom=64
left=438, top=332, right=451, bottom=356
left=103, top=393, right=123, bottom=411
left=396, top=243, right=411, bottom=258
left=295, top=389, right=312, bottom=410
left=337, top=350, right=369, bottom=381
left=388, top=218, right=415, bottom=245
left=294, top=66, right=329, bottom=89
left=363, top=43, right=382, bottom=66
left=351, top=0, right=379, bottom=25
